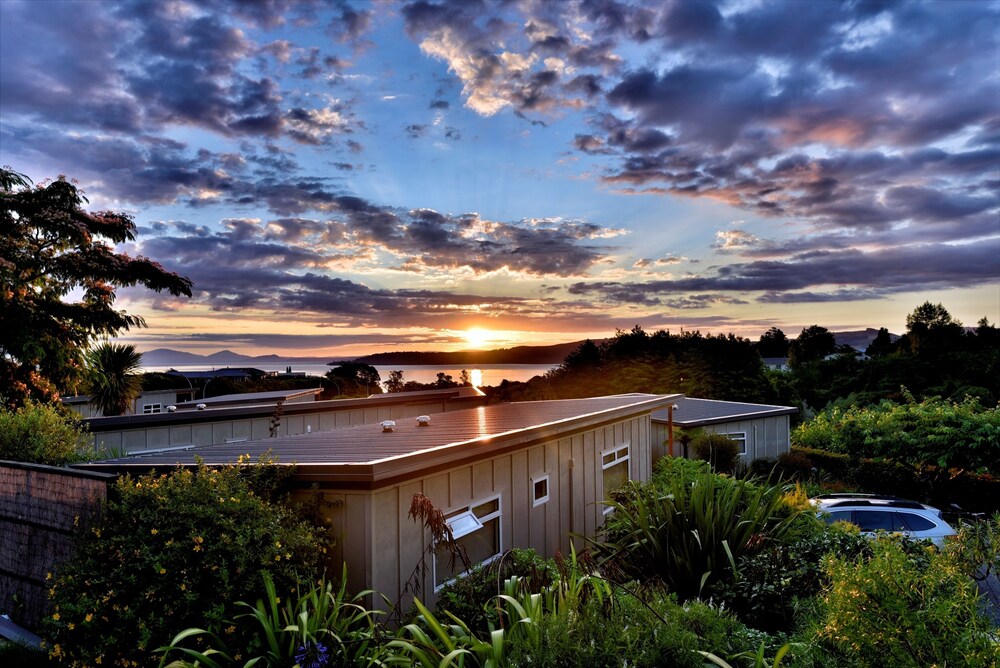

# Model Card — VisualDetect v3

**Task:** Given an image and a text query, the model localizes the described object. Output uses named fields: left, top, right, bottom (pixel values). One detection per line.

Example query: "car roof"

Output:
left=813, top=494, right=935, bottom=512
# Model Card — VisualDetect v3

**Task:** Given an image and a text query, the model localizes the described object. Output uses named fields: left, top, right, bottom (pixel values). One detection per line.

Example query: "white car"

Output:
left=814, top=494, right=957, bottom=547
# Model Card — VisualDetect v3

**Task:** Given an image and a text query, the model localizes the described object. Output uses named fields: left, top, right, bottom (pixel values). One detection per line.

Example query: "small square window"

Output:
left=532, top=474, right=549, bottom=507
left=142, top=403, right=162, bottom=414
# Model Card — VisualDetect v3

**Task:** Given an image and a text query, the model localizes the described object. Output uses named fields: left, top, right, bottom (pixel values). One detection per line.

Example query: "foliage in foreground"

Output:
left=806, top=534, right=999, bottom=667
left=592, top=458, right=815, bottom=600
left=44, top=460, right=325, bottom=667
left=792, top=393, right=1000, bottom=473
left=0, top=401, right=94, bottom=466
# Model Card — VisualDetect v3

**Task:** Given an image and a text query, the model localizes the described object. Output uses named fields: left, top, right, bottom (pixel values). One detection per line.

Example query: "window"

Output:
left=823, top=510, right=853, bottom=525
left=434, top=495, right=501, bottom=589
left=142, top=403, right=162, bottom=414
left=601, top=444, right=630, bottom=514
left=532, top=474, right=549, bottom=507
left=724, top=432, right=748, bottom=456
left=898, top=513, right=935, bottom=532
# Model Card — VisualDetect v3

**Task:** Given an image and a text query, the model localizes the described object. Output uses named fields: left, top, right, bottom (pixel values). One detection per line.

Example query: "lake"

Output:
left=140, top=363, right=556, bottom=387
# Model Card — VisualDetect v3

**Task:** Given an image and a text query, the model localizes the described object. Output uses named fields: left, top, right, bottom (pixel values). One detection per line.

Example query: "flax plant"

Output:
left=593, top=469, right=804, bottom=600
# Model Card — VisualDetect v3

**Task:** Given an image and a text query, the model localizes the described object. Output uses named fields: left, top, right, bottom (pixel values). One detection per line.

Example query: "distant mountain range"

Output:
left=140, top=329, right=895, bottom=368
left=139, top=341, right=590, bottom=367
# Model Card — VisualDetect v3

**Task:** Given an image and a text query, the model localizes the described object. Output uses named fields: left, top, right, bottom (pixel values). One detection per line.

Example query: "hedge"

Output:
left=791, top=446, right=1000, bottom=514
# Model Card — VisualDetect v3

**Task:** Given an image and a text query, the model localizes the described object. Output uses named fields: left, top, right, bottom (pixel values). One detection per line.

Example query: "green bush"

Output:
left=432, top=548, right=556, bottom=634
left=691, top=433, right=742, bottom=474
left=792, top=395, right=1000, bottom=474
left=808, top=535, right=999, bottom=666
left=156, top=569, right=381, bottom=668
left=595, top=467, right=806, bottom=600
left=0, top=401, right=93, bottom=465
left=44, top=461, right=325, bottom=667
left=711, top=523, right=871, bottom=634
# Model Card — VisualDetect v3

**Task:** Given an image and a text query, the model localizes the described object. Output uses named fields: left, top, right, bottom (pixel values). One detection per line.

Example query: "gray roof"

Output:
left=84, top=386, right=486, bottom=431
left=650, top=397, right=797, bottom=427
left=80, top=394, right=677, bottom=487
left=175, top=387, right=323, bottom=408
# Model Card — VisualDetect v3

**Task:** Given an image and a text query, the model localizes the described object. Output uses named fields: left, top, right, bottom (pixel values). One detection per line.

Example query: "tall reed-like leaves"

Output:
left=593, top=470, right=803, bottom=600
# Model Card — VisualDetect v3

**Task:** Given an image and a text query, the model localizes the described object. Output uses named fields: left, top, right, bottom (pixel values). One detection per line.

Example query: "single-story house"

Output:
left=650, top=397, right=797, bottom=462
left=85, top=386, right=487, bottom=454
left=761, top=357, right=790, bottom=372
left=82, top=393, right=678, bottom=605
left=62, top=388, right=196, bottom=418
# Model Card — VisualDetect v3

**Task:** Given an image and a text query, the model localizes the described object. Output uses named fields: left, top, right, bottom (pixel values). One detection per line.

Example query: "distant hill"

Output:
left=832, top=328, right=899, bottom=351
left=354, top=341, right=589, bottom=365
left=139, top=340, right=590, bottom=368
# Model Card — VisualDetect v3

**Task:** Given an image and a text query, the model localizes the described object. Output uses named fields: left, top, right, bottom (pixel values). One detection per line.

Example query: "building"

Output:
left=650, top=397, right=797, bottom=462
left=172, top=387, right=323, bottom=410
left=761, top=357, right=790, bottom=372
left=62, top=388, right=196, bottom=418
left=82, top=393, right=677, bottom=604
left=84, top=386, right=487, bottom=454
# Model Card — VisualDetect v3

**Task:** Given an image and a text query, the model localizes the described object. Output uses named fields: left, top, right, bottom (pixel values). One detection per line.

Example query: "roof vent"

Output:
left=196, top=403, right=207, bottom=411
left=380, top=420, right=396, bottom=433
left=166, top=405, right=177, bottom=412
left=416, top=415, right=431, bottom=427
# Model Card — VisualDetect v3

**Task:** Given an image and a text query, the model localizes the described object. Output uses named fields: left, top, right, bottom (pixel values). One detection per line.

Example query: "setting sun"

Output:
left=464, top=327, right=491, bottom=349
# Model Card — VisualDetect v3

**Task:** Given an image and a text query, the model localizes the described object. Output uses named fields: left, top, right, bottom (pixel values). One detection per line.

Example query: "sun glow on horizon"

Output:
left=464, top=327, right=492, bottom=349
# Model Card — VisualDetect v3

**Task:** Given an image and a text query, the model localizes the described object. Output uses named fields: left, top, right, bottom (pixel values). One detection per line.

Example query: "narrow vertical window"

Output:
left=601, top=444, right=630, bottom=514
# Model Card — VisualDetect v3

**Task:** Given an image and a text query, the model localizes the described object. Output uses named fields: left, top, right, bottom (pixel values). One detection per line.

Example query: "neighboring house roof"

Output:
left=174, top=388, right=323, bottom=409
left=82, top=385, right=487, bottom=432
left=80, top=393, right=677, bottom=488
left=650, top=397, right=797, bottom=428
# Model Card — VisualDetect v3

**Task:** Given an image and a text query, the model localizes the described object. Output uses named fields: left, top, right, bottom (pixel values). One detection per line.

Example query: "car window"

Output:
left=897, top=512, right=935, bottom=532
left=823, top=510, right=853, bottom=524
left=853, top=510, right=902, bottom=532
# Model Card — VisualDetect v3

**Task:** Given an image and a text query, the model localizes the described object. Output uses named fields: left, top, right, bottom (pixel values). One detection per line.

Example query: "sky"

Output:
left=1, top=0, right=998, bottom=357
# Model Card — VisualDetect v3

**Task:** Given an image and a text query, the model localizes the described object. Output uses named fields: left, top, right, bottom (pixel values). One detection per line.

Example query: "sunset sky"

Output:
left=2, top=0, right=998, bottom=357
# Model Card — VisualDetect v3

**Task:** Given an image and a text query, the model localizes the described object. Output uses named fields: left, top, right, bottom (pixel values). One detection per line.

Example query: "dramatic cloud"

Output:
left=1, top=0, right=996, bottom=350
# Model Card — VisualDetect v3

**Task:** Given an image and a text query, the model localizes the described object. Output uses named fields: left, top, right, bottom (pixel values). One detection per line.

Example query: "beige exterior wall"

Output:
left=305, top=414, right=652, bottom=608
left=651, top=415, right=791, bottom=463
left=91, top=399, right=465, bottom=454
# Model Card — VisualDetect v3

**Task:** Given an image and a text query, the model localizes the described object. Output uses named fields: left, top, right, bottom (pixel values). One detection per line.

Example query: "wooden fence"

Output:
left=0, top=461, right=114, bottom=630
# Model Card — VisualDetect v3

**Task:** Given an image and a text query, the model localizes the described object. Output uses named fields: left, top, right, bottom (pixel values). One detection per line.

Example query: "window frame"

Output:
left=723, top=432, right=748, bottom=456
left=600, top=443, right=631, bottom=515
left=531, top=473, right=550, bottom=507
left=142, top=403, right=162, bottom=414
left=433, top=493, right=503, bottom=591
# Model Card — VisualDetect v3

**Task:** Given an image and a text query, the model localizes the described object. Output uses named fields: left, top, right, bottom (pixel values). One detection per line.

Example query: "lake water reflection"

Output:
left=141, top=363, right=555, bottom=388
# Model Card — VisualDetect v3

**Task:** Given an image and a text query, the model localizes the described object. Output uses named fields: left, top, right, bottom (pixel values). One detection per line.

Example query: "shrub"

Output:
left=432, top=548, right=556, bottom=634
left=711, top=523, right=871, bottom=634
left=809, top=535, right=999, bottom=666
left=0, top=401, right=92, bottom=465
left=691, top=433, right=742, bottom=474
left=595, top=469, right=806, bottom=600
left=774, top=451, right=815, bottom=480
left=156, top=569, right=381, bottom=668
left=44, top=461, right=325, bottom=667
left=792, top=395, right=1000, bottom=474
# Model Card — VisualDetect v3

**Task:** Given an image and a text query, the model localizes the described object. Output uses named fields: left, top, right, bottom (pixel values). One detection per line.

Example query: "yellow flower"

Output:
left=96, top=657, right=102, bottom=665
left=52, top=612, right=60, bottom=621
left=274, top=554, right=281, bottom=561
left=45, top=572, right=52, bottom=580
left=180, top=583, right=186, bottom=591
left=85, top=613, right=93, bottom=622
left=68, top=623, right=75, bottom=630
left=150, top=528, right=158, bottom=535
left=159, top=568, right=166, bottom=574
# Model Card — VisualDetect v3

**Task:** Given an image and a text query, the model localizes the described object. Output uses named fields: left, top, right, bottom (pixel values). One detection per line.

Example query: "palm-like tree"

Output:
left=86, top=343, right=144, bottom=416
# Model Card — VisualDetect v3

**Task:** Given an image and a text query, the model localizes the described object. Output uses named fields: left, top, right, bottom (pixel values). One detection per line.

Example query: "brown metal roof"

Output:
left=79, top=394, right=677, bottom=487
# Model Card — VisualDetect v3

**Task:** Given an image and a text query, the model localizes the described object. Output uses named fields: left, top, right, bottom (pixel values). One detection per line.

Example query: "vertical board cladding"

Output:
left=0, top=463, right=114, bottom=629
left=345, top=413, right=654, bottom=608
